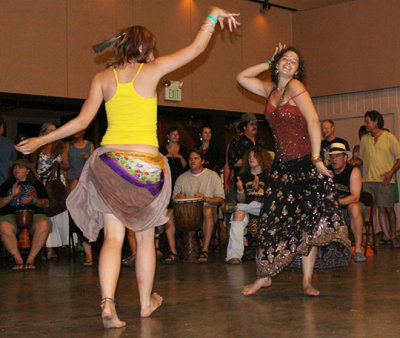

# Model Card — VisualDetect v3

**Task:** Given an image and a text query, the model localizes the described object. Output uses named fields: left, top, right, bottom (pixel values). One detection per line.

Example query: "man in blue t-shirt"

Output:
left=0, top=159, right=51, bottom=270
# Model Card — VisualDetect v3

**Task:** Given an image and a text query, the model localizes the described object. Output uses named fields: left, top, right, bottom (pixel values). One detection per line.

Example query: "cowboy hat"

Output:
left=237, top=113, right=263, bottom=127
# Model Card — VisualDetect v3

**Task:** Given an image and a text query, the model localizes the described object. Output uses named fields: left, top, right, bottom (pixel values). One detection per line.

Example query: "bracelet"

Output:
left=207, top=14, right=218, bottom=24
left=32, top=197, right=37, bottom=204
left=267, top=60, right=273, bottom=66
left=199, top=28, right=214, bottom=34
left=237, top=189, right=244, bottom=194
left=311, top=154, right=322, bottom=165
left=200, top=23, right=215, bottom=33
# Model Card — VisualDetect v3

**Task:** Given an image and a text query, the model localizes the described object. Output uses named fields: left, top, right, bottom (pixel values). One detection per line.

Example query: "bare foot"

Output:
left=303, top=284, right=320, bottom=297
left=140, top=293, right=163, bottom=318
left=241, top=277, right=272, bottom=296
left=101, top=300, right=126, bottom=329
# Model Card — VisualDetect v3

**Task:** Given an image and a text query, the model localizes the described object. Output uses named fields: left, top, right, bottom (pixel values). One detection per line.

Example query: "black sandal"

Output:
left=197, top=251, right=209, bottom=264
left=162, top=252, right=178, bottom=265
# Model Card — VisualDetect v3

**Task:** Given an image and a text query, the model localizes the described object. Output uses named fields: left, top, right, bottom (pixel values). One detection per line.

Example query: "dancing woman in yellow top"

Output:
left=16, top=6, right=240, bottom=329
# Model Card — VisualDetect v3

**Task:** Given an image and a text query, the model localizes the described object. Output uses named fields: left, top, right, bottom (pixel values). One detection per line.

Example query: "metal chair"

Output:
left=360, top=191, right=377, bottom=256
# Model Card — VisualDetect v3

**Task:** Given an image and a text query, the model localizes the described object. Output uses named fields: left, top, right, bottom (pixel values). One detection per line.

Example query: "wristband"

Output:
left=311, top=154, right=322, bottom=165
left=32, top=197, right=37, bottom=204
left=207, top=14, right=218, bottom=24
left=237, top=189, right=244, bottom=194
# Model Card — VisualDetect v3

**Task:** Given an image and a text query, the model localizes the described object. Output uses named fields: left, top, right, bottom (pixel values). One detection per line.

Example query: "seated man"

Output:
left=328, top=142, right=367, bottom=263
left=0, top=159, right=51, bottom=270
left=226, top=146, right=272, bottom=264
left=164, top=149, right=224, bottom=263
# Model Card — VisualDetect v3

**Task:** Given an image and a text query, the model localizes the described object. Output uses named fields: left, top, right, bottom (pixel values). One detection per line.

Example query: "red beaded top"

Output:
left=264, top=97, right=311, bottom=161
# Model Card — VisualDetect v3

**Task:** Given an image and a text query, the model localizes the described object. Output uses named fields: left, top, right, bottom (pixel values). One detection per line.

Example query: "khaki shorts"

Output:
left=342, top=202, right=367, bottom=227
left=363, top=182, right=395, bottom=208
left=0, top=213, right=52, bottom=234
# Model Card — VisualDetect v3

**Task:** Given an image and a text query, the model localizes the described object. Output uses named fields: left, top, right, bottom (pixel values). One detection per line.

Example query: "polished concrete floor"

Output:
left=1, top=245, right=400, bottom=338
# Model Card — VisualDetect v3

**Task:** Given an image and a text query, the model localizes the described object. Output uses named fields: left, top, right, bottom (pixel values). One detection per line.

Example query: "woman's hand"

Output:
left=15, top=137, right=43, bottom=155
left=80, top=151, right=89, bottom=160
left=270, top=42, right=286, bottom=61
left=210, top=6, right=240, bottom=32
left=314, top=161, right=333, bottom=177
left=236, top=176, right=244, bottom=191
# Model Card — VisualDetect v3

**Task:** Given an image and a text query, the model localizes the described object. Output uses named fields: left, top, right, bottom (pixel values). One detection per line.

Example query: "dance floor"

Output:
left=1, top=245, right=400, bottom=337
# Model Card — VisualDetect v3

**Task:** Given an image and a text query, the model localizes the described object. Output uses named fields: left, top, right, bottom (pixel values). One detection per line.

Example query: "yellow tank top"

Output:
left=101, top=64, right=158, bottom=147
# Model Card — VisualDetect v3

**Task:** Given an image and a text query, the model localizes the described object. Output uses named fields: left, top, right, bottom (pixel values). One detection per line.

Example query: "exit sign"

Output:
left=164, top=87, right=182, bottom=101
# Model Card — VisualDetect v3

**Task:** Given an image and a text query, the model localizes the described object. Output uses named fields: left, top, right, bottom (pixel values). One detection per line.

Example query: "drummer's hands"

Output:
left=15, top=137, right=43, bottom=155
left=209, top=6, right=240, bottom=32
left=21, top=195, right=34, bottom=205
left=175, top=192, right=187, bottom=199
left=315, top=161, right=333, bottom=178
left=11, top=182, right=21, bottom=197
left=194, top=192, right=205, bottom=199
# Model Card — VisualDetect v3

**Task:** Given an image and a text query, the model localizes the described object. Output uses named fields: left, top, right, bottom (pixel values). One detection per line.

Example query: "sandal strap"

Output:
left=100, top=298, right=118, bottom=308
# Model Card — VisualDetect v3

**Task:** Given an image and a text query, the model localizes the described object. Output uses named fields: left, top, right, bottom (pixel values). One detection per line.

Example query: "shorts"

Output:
left=363, top=182, right=395, bottom=208
left=342, top=202, right=367, bottom=227
left=0, top=213, right=52, bottom=234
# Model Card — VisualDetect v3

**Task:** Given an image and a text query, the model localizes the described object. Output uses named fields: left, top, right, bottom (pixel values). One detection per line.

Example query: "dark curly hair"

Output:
left=239, top=146, right=273, bottom=176
left=271, top=47, right=305, bottom=85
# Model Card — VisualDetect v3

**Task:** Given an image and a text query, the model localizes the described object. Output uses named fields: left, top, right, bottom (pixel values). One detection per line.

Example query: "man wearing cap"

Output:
left=0, top=159, right=51, bottom=270
left=328, top=142, right=366, bottom=262
left=360, top=110, right=400, bottom=248
left=0, top=115, right=17, bottom=185
left=227, top=114, right=267, bottom=192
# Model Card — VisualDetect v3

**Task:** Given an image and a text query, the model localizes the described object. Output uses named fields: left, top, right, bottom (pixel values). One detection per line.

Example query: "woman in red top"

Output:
left=237, top=44, right=351, bottom=297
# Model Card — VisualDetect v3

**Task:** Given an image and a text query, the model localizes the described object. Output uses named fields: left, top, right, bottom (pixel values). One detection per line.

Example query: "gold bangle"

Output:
left=311, top=154, right=322, bottom=165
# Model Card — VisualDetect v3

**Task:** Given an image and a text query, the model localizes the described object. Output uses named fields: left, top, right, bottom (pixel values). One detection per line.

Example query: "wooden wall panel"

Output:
left=293, top=0, right=400, bottom=96
left=0, top=0, right=68, bottom=96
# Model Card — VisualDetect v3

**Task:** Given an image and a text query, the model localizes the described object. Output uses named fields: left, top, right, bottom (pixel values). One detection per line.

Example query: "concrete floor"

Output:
left=1, top=245, right=400, bottom=338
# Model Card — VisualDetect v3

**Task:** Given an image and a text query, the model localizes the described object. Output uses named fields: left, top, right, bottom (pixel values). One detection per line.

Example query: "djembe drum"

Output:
left=15, top=209, right=34, bottom=249
left=245, top=192, right=264, bottom=246
left=172, top=197, right=203, bottom=262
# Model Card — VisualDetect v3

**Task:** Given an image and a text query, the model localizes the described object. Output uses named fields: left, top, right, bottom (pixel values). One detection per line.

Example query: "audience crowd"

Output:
left=1, top=111, right=399, bottom=270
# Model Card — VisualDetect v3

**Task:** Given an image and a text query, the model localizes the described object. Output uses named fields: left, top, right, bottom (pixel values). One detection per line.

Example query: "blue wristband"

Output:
left=207, top=14, right=218, bottom=24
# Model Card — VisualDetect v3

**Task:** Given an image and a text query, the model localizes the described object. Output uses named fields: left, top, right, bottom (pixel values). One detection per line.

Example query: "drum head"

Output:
left=173, top=197, right=203, bottom=203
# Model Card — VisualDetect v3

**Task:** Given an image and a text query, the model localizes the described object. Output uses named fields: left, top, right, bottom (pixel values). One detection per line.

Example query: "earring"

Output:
left=275, top=69, right=279, bottom=75
left=200, top=137, right=203, bottom=142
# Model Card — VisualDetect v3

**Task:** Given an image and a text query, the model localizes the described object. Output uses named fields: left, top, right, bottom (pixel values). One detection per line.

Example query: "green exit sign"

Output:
left=164, top=87, right=182, bottom=101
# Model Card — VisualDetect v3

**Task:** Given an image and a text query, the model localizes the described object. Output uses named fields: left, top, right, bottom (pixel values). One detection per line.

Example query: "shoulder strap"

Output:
left=287, top=90, right=306, bottom=102
left=131, top=63, right=144, bottom=83
left=266, top=87, right=278, bottom=101
left=112, top=68, right=119, bottom=84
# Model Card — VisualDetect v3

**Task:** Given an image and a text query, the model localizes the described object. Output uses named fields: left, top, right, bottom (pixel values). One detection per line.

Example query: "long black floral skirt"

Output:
left=256, top=154, right=351, bottom=278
